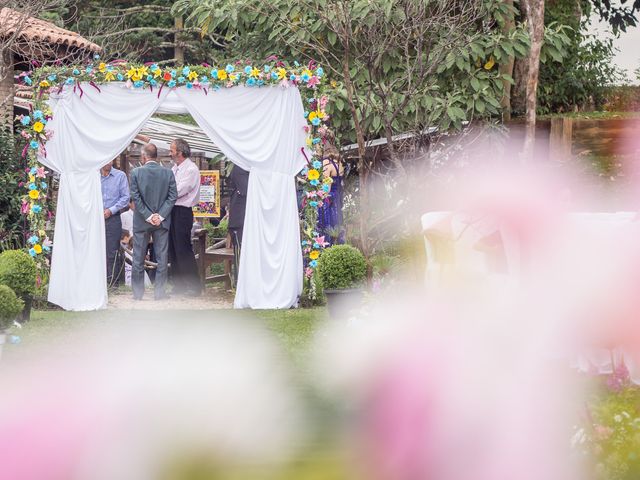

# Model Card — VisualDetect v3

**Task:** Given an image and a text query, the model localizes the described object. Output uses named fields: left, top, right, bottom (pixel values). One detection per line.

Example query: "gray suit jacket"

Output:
left=130, top=161, right=177, bottom=233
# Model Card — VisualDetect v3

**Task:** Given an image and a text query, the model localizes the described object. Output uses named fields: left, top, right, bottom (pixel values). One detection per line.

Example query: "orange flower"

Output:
left=163, top=72, right=172, bottom=81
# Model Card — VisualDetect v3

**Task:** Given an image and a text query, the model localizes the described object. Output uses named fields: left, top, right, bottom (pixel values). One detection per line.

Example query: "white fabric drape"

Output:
left=39, top=83, right=170, bottom=310
left=175, top=86, right=308, bottom=308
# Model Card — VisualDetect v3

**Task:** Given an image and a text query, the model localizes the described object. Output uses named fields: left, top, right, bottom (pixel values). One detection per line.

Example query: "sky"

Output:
left=588, top=16, right=640, bottom=84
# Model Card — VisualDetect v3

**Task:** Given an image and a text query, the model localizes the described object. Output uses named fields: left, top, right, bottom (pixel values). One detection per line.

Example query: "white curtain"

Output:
left=175, top=86, right=307, bottom=308
left=39, top=83, right=170, bottom=310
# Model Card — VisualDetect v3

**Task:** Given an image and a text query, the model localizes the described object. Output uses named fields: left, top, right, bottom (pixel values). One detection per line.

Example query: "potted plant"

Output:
left=0, top=284, right=24, bottom=359
left=0, top=250, right=37, bottom=322
left=317, top=244, right=367, bottom=318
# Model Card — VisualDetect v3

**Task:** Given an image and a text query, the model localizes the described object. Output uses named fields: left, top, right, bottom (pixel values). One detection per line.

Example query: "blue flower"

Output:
left=146, top=75, right=153, bottom=81
left=246, top=78, right=256, bottom=87
left=29, top=167, right=37, bottom=175
left=301, top=167, right=309, bottom=175
left=133, top=80, right=144, bottom=88
left=33, top=110, right=43, bottom=119
left=151, top=63, right=159, bottom=71
left=65, top=78, right=74, bottom=85
left=313, top=242, right=320, bottom=248
left=171, top=70, right=177, bottom=78
left=309, top=260, right=318, bottom=268
left=182, top=66, right=190, bottom=75
left=311, top=117, right=321, bottom=126
left=244, top=65, right=252, bottom=74
left=304, top=111, right=309, bottom=118
left=294, top=61, right=300, bottom=67
left=72, top=68, right=80, bottom=75
left=310, top=179, right=319, bottom=186
left=28, top=248, right=36, bottom=257
left=20, top=116, right=31, bottom=125
left=211, top=69, right=218, bottom=78
left=200, top=76, right=209, bottom=84
left=289, top=74, right=297, bottom=81
left=47, top=74, right=57, bottom=82
left=186, top=82, right=193, bottom=89
left=150, top=79, right=157, bottom=87
left=316, top=67, right=324, bottom=77
left=24, top=76, right=32, bottom=85
left=225, top=64, right=235, bottom=73
left=271, top=72, right=278, bottom=80
left=32, top=204, right=42, bottom=214
left=85, top=66, right=92, bottom=74
left=29, top=140, right=39, bottom=149
left=93, top=54, right=100, bottom=60
left=312, top=138, right=321, bottom=145
left=41, top=182, right=47, bottom=189
left=28, top=183, right=37, bottom=190
left=117, top=73, right=124, bottom=81
left=301, top=72, right=310, bottom=82
left=301, top=240, right=308, bottom=246
left=309, top=201, right=318, bottom=207
left=322, top=184, right=330, bottom=192
left=177, top=76, right=186, bottom=83
left=312, top=160, right=322, bottom=169
left=42, top=245, right=50, bottom=252
left=264, top=65, right=271, bottom=73
left=28, top=235, right=38, bottom=244
left=167, top=80, right=177, bottom=88
left=257, top=79, right=264, bottom=86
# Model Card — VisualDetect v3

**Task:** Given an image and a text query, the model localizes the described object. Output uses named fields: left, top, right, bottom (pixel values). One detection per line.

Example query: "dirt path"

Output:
left=107, top=285, right=234, bottom=310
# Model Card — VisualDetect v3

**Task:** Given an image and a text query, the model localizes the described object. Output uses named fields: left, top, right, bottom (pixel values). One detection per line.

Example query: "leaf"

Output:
left=470, top=77, right=481, bottom=92
left=327, top=30, right=337, bottom=46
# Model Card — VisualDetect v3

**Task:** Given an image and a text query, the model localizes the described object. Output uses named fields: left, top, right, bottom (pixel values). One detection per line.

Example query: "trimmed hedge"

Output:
left=0, top=249, right=37, bottom=297
left=0, top=284, right=23, bottom=331
left=317, top=244, right=367, bottom=290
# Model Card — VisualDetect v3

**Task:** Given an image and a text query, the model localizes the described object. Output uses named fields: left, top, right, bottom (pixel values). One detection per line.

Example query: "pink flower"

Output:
left=319, top=95, right=329, bottom=109
left=305, top=267, right=314, bottom=278
left=307, top=76, right=320, bottom=88
left=20, top=201, right=29, bottom=214
left=36, top=167, right=46, bottom=178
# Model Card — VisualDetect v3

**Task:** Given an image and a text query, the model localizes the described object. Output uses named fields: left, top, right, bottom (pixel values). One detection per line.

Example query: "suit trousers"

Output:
left=105, top=215, right=122, bottom=286
left=132, top=227, right=169, bottom=300
left=229, top=227, right=243, bottom=289
left=169, top=206, right=202, bottom=293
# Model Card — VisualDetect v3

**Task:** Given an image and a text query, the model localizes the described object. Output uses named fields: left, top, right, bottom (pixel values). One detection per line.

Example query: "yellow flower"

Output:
left=153, top=68, right=162, bottom=78
left=98, top=62, right=107, bottom=72
left=307, top=169, right=320, bottom=181
left=308, top=111, right=318, bottom=121
left=39, top=80, right=50, bottom=88
left=306, top=137, right=312, bottom=146
left=309, top=250, right=320, bottom=260
left=105, top=71, right=115, bottom=81
left=137, top=66, right=149, bottom=77
left=126, top=67, right=137, bottom=78
left=230, top=73, right=238, bottom=82
left=131, top=72, right=142, bottom=81
left=33, top=122, right=44, bottom=133
left=33, top=244, right=42, bottom=254
left=29, top=174, right=35, bottom=183
left=330, top=80, right=338, bottom=88
left=484, top=56, right=495, bottom=70
left=217, top=70, right=228, bottom=80
left=29, top=190, right=40, bottom=199
left=302, top=68, right=313, bottom=78
left=187, top=71, right=198, bottom=81
left=250, top=67, right=260, bottom=77
left=277, top=67, right=287, bottom=79
left=316, top=110, right=325, bottom=119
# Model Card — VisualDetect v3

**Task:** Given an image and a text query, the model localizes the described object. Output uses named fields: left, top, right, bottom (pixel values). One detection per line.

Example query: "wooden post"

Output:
left=549, top=117, right=573, bottom=161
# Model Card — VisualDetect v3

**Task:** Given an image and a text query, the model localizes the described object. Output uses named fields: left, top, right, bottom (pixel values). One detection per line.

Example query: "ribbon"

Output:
left=157, top=84, right=164, bottom=98
left=21, top=144, right=28, bottom=158
left=77, top=83, right=84, bottom=98
left=89, top=81, right=101, bottom=93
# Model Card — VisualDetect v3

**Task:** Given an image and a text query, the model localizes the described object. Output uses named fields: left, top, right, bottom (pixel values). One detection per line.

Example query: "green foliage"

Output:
left=0, top=130, right=23, bottom=247
left=317, top=244, right=366, bottom=290
left=0, top=284, right=23, bottom=331
left=0, top=250, right=37, bottom=298
left=538, top=1, right=624, bottom=114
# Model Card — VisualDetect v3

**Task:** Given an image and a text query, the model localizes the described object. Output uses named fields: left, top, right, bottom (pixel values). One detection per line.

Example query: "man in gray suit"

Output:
left=130, top=143, right=177, bottom=300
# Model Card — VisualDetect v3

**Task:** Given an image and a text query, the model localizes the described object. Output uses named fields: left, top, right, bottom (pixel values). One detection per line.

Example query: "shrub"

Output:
left=0, top=284, right=23, bottom=331
left=0, top=249, right=37, bottom=297
left=317, top=244, right=367, bottom=290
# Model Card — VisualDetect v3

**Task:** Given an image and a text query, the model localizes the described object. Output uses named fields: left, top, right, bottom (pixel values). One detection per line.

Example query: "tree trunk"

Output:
left=521, top=0, right=545, bottom=159
left=0, top=50, right=14, bottom=132
left=499, top=0, right=516, bottom=122
left=174, top=16, right=184, bottom=65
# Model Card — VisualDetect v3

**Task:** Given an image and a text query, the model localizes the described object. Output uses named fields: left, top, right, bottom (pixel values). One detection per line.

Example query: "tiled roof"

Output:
left=0, top=7, right=100, bottom=52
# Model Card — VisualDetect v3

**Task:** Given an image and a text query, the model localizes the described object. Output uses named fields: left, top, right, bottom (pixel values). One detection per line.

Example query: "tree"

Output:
left=520, top=0, right=546, bottom=158
left=173, top=0, right=531, bottom=263
left=590, top=0, right=640, bottom=31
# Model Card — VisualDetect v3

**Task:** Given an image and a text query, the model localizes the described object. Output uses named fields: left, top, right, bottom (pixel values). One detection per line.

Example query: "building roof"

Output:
left=0, top=7, right=100, bottom=53
left=136, top=117, right=223, bottom=159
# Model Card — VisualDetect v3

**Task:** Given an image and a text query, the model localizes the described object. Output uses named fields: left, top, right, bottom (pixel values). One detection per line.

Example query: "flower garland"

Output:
left=16, top=56, right=333, bottom=289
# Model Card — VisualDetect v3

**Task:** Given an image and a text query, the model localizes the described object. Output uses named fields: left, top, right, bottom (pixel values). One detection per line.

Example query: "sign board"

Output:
left=193, top=170, right=221, bottom=218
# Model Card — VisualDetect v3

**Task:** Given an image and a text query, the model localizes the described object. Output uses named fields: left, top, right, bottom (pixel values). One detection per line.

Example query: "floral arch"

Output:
left=16, top=56, right=333, bottom=310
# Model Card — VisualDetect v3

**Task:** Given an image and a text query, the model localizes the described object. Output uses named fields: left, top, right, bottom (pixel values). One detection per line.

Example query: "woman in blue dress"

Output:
left=317, top=142, right=345, bottom=245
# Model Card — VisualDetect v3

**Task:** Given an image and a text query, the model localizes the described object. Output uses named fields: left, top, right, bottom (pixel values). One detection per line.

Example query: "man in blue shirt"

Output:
left=100, top=160, right=130, bottom=287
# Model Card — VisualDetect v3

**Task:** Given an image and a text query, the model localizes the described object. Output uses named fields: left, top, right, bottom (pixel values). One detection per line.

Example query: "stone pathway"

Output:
left=107, top=285, right=234, bottom=310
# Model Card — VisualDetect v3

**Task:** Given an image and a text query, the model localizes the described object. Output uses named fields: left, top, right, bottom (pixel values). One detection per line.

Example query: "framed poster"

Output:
left=193, top=170, right=221, bottom=217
